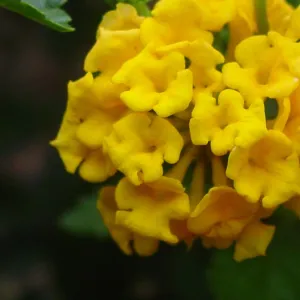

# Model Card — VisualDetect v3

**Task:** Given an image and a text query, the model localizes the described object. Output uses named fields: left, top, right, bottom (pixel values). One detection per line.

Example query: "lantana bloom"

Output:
left=52, top=1, right=300, bottom=262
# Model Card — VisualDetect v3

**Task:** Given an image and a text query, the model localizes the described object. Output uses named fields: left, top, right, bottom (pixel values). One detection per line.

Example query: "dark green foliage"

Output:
left=209, top=209, right=300, bottom=300
left=0, top=0, right=74, bottom=32
left=287, top=0, right=300, bottom=7
left=264, top=98, right=279, bottom=120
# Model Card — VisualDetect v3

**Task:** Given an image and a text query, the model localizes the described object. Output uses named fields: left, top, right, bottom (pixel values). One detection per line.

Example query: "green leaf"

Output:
left=0, top=0, right=74, bottom=32
left=287, top=0, right=300, bottom=7
left=208, top=209, right=300, bottom=300
left=59, top=192, right=109, bottom=238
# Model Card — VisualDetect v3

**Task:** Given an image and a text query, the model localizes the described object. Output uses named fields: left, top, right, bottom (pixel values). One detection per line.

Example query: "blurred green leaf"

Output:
left=171, top=242, right=212, bottom=300
left=59, top=192, right=109, bottom=238
left=287, top=0, right=300, bottom=7
left=0, top=0, right=74, bottom=32
left=213, top=24, right=229, bottom=56
left=208, top=209, right=300, bottom=300
left=265, top=98, right=279, bottom=120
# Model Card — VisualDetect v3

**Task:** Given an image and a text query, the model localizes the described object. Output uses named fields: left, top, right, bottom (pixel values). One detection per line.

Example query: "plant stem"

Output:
left=134, top=1, right=151, bottom=16
left=254, top=0, right=269, bottom=34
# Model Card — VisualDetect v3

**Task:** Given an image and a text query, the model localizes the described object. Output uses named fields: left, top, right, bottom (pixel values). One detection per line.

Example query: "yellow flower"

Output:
left=188, top=187, right=259, bottom=249
left=267, top=97, right=290, bottom=131
left=227, top=0, right=256, bottom=61
left=284, top=117, right=300, bottom=155
left=140, top=17, right=213, bottom=47
left=76, top=106, right=126, bottom=149
left=84, top=27, right=143, bottom=73
left=280, top=86, right=300, bottom=155
left=157, top=39, right=224, bottom=94
left=86, top=4, right=144, bottom=73
left=227, top=0, right=293, bottom=60
left=140, top=0, right=234, bottom=46
left=52, top=0, right=300, bottom=261
left=223, top=32, right=300, bottom=104
left=78, top=150, right=116, bottom=183
left=99, top=3, right=144, bottom=32
left=115, top=176, right=190, bottom=244
left=227, top=130, right=300, bottom=208
left=153, top=0, right=235, bottom=32
left=51, top=73, right=127, bottom=182
left=104, top=112, right=184, bottom=185
left=270, top=31, right=300, bottom=78
left=267, top=87, right=300, bottom=155
left=188, top=186, right=275, bottom=261
left=97, top=186, right=159, bottom=256
left=85, top=72, right=127, bottom=109
left=289, top=84, right=300, bottom=119
left=234, top=221, right=275, bottom=262
left=268, top=0, right=293, bottom=35
left=285, top=6, right=300, bottom=41
left=112, top=46, right=193, bottom=117
left=190, top=90, right=267, bottom=156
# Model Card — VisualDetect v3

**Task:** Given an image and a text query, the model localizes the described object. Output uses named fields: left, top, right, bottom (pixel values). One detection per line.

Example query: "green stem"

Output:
left=254, top=0, right=269, bottom=34
left=134, top=1, right=151, bottom=16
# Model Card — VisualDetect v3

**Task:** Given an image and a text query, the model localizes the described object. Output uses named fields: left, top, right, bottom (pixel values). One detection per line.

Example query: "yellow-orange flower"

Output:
left=190, top=90, right=267, bottom=155
left=227, top=0, right=293, bottom=60
left=51, top=73, right=126, bottom=182
left=85, top=4, right=144, bottom=74
left=97, top=186, right=159, bottom=256
left=112, top=45, right=193, bottom=117
left=234, top=221, right=275, bottom=262
left=157, top=39, right=224, bottom=93
left=188, top=187, right=259, bottom=248
left=188, top=186, right=275, bottom=261
left=268, top=0, right=293, bottom=35
left=223, top=32, right=300, bottom=104
left=153, top=0, right=235, bottom=32
left=282, top=87, right=300, bottom=155
left=227, top=130, right=300, bottom=208
left=140, top=0, right=234, bottom=46
left=267, top=97, right=290, bottom=131
left=84, top=28, right=143, bottom=73
left=285, top=6, right=300, bottom=41
left=52, top=0, right=300, bottom=262
left=104, top=112, right=184, bottom=185
left=115, top=176, right=190, bottom=244
left=99, top=3, right=144, bottom=32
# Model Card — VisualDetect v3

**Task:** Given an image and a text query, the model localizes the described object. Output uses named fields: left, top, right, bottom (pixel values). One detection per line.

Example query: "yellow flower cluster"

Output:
left=51, top=0, right=300, bottom=261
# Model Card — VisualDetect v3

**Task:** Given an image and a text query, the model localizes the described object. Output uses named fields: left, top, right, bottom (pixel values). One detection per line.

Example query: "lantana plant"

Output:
left=50, top=0, right=300, bottom=262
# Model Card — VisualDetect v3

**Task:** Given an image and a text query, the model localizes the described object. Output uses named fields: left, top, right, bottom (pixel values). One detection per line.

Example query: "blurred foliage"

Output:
left=209, top=209, right=300, bottom=300
left=58, top=172, right=122, bottom=237
left=287, top=0, right=300, bottom=6
left=213, top=25, right=229, bottom=56
left=59, top=192, right=109, bottom=238
left=171, top=241, right=212, bottom=300
left=265, top=98, right=279, bottom=120
left=0, top=0, right=74, bottom=32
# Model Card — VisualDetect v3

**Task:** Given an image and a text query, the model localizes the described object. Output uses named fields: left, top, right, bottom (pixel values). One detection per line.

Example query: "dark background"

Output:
left=3, top=1, right=300, bottom=299
left=0, top=1, right=212, bottom=299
